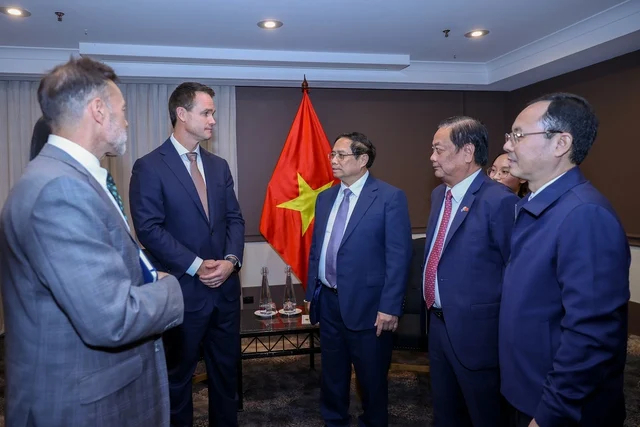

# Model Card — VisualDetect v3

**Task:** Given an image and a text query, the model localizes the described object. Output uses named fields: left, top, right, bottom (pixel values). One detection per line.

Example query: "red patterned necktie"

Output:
left=424, top=190, right=453, bottom=308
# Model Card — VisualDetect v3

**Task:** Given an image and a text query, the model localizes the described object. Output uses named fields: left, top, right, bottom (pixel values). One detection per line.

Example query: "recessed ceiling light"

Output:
left=0, top=6, right=31, bottom=17
left=257, top=20, right=283, bottom=30
left=465, top=29, right=489, bottom=38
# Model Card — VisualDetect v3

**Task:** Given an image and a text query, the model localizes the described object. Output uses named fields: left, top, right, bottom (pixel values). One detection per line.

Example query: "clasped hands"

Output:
left=197, top=259, right=234, bottom=288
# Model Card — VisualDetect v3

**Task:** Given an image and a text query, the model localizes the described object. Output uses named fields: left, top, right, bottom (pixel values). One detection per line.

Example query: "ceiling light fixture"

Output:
left=465, top=29, right=489, bottom=38
left=257, top=19, right=283, bottom=30
left=0, top=6, right=31, bottom=17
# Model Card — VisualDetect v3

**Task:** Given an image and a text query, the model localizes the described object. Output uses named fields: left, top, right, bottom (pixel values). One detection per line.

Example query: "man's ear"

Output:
left=463, top=143, right=475, bottom=163
left=89, top=97, right=106, bottom=125
left=176, top=106, right=187, bottom=123
left=359, top=153, right=369, bottom=168
left=554, top=133, right=573, bottom=158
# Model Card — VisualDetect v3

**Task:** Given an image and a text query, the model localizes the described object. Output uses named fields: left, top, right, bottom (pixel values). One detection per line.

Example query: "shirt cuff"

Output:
left=187, top=257, right=203, bottom=276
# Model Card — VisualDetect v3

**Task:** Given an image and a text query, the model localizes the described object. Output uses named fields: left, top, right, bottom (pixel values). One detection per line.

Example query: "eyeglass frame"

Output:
left=505, top=130, right=562, bottom=145
left=328, top=151, right=358, bottom=161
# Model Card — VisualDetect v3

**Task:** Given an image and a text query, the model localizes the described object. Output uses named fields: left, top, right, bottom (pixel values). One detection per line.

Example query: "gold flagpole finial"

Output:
left=301, top=75, right=309, bottom=93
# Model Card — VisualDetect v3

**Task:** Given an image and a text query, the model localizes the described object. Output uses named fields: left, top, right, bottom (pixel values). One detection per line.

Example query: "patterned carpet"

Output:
left=192, top=335, right=640, bottom=427
left=0, top=336, right=638, bottom=426
left=193, top=351, right=433, bottom=426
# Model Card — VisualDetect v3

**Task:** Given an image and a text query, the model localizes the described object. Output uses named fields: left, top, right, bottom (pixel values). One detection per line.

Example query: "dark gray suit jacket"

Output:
left=0, top=144, right=184, bottom=427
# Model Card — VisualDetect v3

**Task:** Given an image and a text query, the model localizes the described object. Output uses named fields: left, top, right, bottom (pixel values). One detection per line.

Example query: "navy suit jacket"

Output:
left=500, top=167, right=630, bottom=427
left=305, top=175, right=412, bottom=331
left=129, top=138, right=245, bottom=312
left=425, top=172, right=518, bottom=370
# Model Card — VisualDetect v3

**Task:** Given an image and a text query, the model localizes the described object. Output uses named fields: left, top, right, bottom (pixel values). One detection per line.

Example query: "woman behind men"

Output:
left=488, top=153, right=528, bottom=198
left=30, top=116, right=51, bottom=160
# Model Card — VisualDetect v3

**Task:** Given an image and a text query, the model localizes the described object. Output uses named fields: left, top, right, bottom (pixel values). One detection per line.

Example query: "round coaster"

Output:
left=254, top=309, right=277, bottom=318
left=278, top=308, right=302, bottom=316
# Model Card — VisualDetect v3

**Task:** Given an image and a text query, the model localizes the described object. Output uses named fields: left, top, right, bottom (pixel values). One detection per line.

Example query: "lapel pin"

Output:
left=461, top=206, right=469, bottom=212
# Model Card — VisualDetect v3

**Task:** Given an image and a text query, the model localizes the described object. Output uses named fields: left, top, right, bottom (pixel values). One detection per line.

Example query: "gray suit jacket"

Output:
left=0, top=144, right=184, bottom=427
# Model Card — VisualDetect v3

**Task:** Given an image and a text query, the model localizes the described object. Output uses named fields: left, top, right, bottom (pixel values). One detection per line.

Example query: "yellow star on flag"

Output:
left=277, top=173, right=334, bottom=235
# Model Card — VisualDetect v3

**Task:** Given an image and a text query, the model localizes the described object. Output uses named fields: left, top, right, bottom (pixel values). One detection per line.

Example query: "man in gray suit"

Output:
left=0, top=57, right=184, bottom=426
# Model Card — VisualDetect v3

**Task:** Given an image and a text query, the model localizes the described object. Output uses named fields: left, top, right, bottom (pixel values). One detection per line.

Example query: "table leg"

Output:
left=310, top=331, right=315, bottom=370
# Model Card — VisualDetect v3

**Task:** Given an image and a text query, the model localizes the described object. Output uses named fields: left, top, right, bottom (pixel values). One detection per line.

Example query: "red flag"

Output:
left=260, top=87, right=338, bottom=289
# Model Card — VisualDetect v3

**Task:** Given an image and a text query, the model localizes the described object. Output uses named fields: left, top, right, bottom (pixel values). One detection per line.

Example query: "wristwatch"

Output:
left=224, top=255, right=240, bottom=272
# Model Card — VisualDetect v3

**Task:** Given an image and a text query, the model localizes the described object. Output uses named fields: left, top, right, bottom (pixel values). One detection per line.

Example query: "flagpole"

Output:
left=302, top=75, right=308, bottom=93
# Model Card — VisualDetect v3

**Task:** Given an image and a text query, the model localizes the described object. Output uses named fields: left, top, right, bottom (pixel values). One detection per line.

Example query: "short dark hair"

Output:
left=30, top=116, right=51, bottom=160
left=334, top=132, right=376, bottom=168
left=437, top=116, right=489, bottom=167
left=527, top=93, right=598, bottom=165
left=38, top=56, right=118, bottom=130
left=168, top=82, right=215, bottom=127
left=517, top=181, right=529, bottom=199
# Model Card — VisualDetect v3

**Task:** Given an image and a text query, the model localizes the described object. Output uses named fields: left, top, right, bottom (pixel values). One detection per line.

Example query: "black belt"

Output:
left=430, top=307, right=444, bottom=320
left=323, top=285, right=338, bottom=294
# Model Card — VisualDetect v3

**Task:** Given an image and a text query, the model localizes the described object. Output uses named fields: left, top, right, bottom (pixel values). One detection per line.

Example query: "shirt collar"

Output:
left=46, top=134, right=107, bottom=185
left=528, top=171, right=568, bottom=201
left=447, top=169, right=481, bottom=203
left=340, top=170, right=369, bottom=198
left=170, top=133, right=201, bottom=157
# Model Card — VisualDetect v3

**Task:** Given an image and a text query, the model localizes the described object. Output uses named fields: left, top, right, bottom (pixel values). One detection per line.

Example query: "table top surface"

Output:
left=240, top=306, right=318, bottom=335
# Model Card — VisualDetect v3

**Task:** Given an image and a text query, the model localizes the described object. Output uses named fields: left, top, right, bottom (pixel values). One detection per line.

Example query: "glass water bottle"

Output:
left=282, top=265, right=297, bottom=314
left=259, top=266, right=275, bottom=315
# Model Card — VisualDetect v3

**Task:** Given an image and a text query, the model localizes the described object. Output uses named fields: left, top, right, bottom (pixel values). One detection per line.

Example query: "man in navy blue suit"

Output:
left=305, top=132, right=412, bottom=427
left=129, top=82, right=245, bottom=427
left=500, top=93, right=630, bottom=427
left=424, top=116, right=518, bottom=427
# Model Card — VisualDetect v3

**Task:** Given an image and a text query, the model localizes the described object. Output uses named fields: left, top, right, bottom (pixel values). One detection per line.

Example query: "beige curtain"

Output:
left=0, top=81, right=238, bottom=334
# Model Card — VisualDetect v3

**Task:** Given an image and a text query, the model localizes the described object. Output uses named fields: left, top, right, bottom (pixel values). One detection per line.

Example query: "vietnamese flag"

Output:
left=259, top=85, right=338, bottom=289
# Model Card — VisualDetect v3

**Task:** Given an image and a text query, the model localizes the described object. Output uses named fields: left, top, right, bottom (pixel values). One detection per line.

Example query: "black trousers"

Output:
left=507, top=401, right=533, bottom=427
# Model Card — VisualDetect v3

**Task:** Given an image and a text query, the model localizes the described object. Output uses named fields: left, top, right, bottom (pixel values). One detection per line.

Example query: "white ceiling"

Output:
left=1, top=0, right=639, bottom=90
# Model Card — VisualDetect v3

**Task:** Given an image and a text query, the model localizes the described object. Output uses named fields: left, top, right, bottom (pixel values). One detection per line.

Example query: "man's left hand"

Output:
left=528, top=419, right=539, bottom=427
left=374, top=312, right=398, bottom=337
left=199, top=260, right=234, bottom=288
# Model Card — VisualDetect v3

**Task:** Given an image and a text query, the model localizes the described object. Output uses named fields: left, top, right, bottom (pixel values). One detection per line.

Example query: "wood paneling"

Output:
left=506, top=50, right=640, bottom=238
left=236, top=87, right=506, bottom=237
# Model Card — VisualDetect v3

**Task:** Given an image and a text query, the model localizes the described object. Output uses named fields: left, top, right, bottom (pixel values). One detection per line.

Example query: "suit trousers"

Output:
left=428, top=311, right=505, bottom=427
left=319, top=287, right=393, bottom=427
left=507, top=402, right=533, bottom=427
left=163, top=289, right=240, bottom=427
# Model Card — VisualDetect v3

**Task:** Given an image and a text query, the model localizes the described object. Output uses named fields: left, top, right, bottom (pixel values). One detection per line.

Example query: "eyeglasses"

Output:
left=505, top=131, right=561, bottom=145
left=328, top=151, right=357, bottom=161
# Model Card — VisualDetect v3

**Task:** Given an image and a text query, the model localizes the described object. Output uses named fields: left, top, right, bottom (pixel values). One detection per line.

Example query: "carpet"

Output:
left=190, top=336, right=640, bottom=426
left=0, top=336, right=638, bottom=426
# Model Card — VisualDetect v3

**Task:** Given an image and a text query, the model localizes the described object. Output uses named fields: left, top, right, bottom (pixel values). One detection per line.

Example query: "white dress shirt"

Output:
left=423, top=169, right=481, bottom=308
left=170, top=134, right=207, bottom=186
left=47, top=135, right=157, bottom=281
left=319, top=171, right=369, bottom=287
